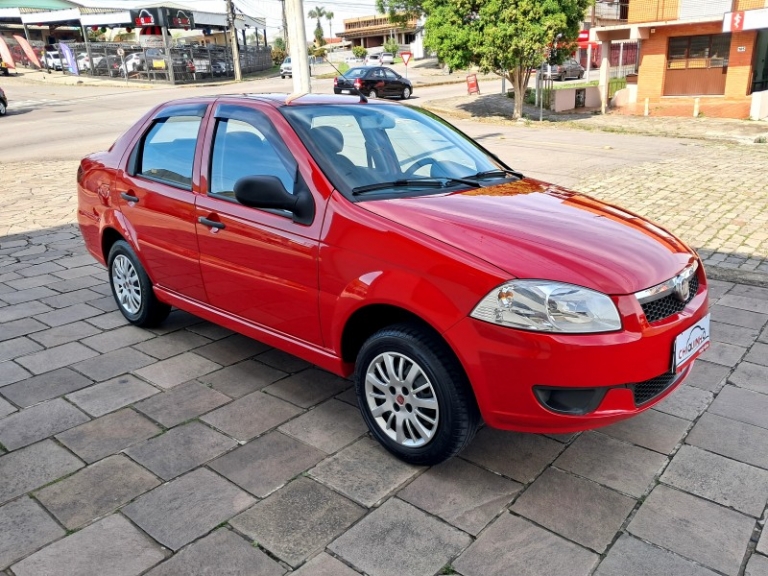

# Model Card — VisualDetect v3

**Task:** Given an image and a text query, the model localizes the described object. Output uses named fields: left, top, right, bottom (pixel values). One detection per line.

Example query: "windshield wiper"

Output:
left=352, top=177, right=480, bottom=196
left=471, top=168, right=524, bottom=180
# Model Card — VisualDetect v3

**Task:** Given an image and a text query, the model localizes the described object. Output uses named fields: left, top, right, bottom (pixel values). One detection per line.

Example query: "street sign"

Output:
left=117, top=47, right=125, bottom=56
left=578, top=30, right=589, bottom=42
left=466, top=73, right=480, bottom=95
left=401, top=51, right=412, bottom=66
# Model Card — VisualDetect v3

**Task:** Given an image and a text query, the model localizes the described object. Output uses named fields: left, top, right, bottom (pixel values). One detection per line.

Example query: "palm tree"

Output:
left=307, top=6, right=326, bottom=31
left=325, top=11, right=334, bottom=38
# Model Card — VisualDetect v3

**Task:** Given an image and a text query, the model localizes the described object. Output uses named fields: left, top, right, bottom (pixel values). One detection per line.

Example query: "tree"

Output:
left=325, top=11, right=334, bottom=38
left=384, top=37, right=400, bottom=54
left=352, top=45, right=368, bottom=59
left=273, top=37, right=286, bottom=51
left=376, top=0, right=424, bottom=26
left=308, top=5, right=327, bottom=45
left=308, top=6, right=327, bottom=32
left=422, top=0, right=590, bottom=118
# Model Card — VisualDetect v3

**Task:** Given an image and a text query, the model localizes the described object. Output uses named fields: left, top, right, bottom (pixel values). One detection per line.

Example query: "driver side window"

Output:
left=209, top=118, right=295, bottom=198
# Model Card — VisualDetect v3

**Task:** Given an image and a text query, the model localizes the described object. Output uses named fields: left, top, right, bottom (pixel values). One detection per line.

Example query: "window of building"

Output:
left=667, top=33, right=731, bottom=69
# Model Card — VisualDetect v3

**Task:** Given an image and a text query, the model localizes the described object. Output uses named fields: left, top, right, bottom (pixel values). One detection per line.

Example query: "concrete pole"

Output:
left=599, top=40, right=610, bottom=114
left=285, top=0, right=310, bottom=93
left=162, top=25, right=176, bottom=84
left=226, top=0, right=242, bottom=81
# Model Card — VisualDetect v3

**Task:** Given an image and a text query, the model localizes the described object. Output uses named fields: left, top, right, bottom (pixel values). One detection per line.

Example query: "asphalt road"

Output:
left=0, top=74, right=694, bottom=188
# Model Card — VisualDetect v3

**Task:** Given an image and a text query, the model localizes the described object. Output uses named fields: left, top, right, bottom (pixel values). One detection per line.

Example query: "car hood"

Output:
left=359, top=178, right=694, bottom=295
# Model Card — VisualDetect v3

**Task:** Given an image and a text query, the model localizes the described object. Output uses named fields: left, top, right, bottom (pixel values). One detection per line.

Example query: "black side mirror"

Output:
left=234, top=175, right=315, bottom=225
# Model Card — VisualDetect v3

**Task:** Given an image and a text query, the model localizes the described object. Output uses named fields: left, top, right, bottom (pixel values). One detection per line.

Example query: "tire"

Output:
left=578, top=71, right=584, bottom=79
left=108, top=240, right=171, bottom=327
left=281, top=75, right=285, bottom=79
left=560, top=72, right=566, bottom=82
left=355, top=323, right=480, bottom=465
left=367, top=89, right=378, bottom=99
left=401, top=86, right=411, bottom=100
left=0, top=101, right=6, bottom=116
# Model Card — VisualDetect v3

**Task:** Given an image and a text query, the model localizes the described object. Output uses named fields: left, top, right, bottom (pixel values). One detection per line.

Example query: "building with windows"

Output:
left=339, top=14, right=418, bottom=49
left=592, top=0, right=768, bottom=118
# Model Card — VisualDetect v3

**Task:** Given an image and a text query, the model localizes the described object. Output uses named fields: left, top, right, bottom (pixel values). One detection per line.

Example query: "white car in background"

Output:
left=381, top=52, right=394, bottom=64
left=76, top=52, right=104, bottom=71
left=44, top=51, right=62, bottom=70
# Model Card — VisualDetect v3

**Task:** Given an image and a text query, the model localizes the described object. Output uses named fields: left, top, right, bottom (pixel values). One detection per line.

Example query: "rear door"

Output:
left=114, top=102, right=208, bottom=302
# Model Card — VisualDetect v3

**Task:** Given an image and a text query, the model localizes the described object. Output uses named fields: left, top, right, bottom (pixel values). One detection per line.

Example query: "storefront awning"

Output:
left=593, top=14, right=722, bottom=42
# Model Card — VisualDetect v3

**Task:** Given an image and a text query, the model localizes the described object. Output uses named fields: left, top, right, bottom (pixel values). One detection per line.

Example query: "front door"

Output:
left=752, top=29, right=768, bottom=93
left=195, top=103, right=323, bottom=346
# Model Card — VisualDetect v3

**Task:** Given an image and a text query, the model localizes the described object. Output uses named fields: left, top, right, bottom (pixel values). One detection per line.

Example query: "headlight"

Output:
left=470, top=280, right=621, bottom=333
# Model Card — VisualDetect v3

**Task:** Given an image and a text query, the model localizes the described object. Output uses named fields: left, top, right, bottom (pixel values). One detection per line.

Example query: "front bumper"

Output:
left=443, top=272, right=709, bottom=433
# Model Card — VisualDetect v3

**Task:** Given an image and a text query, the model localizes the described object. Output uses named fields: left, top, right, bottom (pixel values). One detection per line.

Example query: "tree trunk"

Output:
left=511, top=66, right=526, bottom=119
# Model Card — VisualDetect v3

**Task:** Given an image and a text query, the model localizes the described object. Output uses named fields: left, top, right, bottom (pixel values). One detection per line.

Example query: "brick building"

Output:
left=338, top=14, right=418, bottom=49
left=593, top=0, right=768, bottom=118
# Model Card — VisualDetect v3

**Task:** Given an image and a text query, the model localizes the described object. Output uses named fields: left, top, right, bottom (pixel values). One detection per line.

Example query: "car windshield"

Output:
left=281, top=103, right=517, bottom=200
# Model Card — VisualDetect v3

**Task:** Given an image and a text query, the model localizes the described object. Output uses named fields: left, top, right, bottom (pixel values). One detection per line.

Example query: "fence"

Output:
left=57, top=41, right=271, bottom=84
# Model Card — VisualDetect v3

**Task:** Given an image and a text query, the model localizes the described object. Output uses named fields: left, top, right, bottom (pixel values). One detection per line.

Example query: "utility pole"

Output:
left=226, top=0, right=242, bottom=81
left=281, top=0, right=289, bottom=52
left=284, top=0, right=310, bottom=93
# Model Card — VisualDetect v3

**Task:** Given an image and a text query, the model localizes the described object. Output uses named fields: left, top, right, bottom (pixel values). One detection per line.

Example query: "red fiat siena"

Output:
left=77, top=94, right=710, bottom=465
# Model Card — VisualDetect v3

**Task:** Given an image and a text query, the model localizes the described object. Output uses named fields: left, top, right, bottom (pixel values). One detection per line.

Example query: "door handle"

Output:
left=120, top=192, right=139, bottom=203
left=198, top=216, right=225, bottom=230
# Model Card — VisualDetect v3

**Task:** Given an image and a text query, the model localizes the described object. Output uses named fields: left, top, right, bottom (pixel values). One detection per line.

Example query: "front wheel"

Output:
left=401, top=86, right=411, bottom=100
left=108, top=240, right=171, bottom=327
left=355, top=324, right=480, bottom=466
left=0, top=101, right=6, bottom=116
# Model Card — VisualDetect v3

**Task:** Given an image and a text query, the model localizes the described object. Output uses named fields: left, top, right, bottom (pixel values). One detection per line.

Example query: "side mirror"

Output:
left=234, top=175, right=315, bottom=225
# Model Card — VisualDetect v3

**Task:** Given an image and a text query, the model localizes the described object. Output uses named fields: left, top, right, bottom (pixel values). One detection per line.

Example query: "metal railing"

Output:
left=58, top=42, right=271, bottom=84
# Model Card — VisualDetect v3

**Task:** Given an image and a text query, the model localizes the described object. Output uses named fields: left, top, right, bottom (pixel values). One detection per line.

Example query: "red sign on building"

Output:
left=731, top=11, right=745, bottom=31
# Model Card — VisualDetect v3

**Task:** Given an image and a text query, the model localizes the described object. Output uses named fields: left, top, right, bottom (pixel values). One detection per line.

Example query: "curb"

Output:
left=705, top=265, right=768, bottom=288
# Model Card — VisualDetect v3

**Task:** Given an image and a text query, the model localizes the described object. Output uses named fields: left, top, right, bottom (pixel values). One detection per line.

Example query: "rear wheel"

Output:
left=560, top=72, right=566, bottom=81
left=355, top=323, right=480, bottom=465
left=402, top=86, right=411, bottom=100
left=108, top=240, right=171, bottom=327
left=367, top=89, right=378, bottom=99
left=0, top=101, right=6, bottom=116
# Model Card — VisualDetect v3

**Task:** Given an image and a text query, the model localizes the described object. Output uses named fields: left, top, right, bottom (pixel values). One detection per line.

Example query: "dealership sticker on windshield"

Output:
left=673, top=314, right=710, bottom=372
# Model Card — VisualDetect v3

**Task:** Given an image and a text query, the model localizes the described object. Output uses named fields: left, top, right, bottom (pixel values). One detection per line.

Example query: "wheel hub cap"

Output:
left=111, top=254, right=142, bottom=315
left=364, top=352, right=439, bottom=448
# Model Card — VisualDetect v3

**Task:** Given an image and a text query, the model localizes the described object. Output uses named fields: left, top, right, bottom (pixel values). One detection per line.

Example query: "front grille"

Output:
left=641, top=275, right=699, bottom=324
left=631, top=372, right=679, bottom=405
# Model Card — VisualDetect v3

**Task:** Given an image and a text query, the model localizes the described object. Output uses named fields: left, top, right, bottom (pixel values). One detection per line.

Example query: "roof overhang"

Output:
left=592, top=15, right=723, bottom=42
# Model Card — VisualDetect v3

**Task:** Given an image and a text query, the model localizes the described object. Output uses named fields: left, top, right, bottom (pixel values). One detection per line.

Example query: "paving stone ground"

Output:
left=1, top=120, right=768, bottom=575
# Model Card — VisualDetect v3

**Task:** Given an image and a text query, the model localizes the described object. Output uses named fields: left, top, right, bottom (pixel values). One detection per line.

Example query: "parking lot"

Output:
left=1, top=77, right=768, bottom=575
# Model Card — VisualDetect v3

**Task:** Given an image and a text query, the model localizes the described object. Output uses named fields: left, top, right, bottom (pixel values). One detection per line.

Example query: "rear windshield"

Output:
left=344, top=68, right=368, bottom=78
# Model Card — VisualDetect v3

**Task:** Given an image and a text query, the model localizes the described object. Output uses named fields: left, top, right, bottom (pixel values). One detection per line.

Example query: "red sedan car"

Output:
left=77, top=94, right=710, bottom=465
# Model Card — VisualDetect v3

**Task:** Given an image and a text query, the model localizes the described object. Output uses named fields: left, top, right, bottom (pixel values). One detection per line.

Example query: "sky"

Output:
left=233, top=0, right=381, bottom=42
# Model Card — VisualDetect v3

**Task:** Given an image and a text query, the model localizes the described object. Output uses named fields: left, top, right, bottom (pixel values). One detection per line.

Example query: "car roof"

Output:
left=157, top=93, right=398, bottom=109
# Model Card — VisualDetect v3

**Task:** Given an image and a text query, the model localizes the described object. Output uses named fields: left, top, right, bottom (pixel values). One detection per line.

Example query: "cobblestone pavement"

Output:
left=1, top=144, right=768, bottom=575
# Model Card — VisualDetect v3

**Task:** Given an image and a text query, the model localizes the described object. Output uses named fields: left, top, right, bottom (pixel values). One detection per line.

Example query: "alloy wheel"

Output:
left=364, top=351, right=439, bottom=447
left=111, top=254, right=142, bottom=315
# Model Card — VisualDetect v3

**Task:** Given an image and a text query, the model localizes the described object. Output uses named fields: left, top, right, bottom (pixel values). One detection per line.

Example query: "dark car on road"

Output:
left=334, top=66, right=412, bottom=99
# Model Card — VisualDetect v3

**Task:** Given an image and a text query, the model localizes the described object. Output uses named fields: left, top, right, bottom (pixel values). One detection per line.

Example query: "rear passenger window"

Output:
left=138, top=115, right=201, bottom=189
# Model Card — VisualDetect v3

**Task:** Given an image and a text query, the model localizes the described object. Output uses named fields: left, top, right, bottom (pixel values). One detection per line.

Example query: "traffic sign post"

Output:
left=117, top=47, right=127, bottom=84
left=401, top=51, right=412, bottom=78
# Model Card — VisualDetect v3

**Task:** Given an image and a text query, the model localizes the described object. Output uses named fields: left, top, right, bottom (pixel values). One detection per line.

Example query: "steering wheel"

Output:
left=404, top=157, right=438, bottom=177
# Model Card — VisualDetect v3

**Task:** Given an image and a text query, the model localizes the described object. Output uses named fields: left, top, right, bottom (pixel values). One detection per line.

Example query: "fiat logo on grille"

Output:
left=674, top=275, right=690, bottom=302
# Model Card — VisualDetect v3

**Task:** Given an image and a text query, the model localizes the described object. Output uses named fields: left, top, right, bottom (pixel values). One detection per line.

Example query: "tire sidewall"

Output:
left=108, top=241, right=153, bottom=325
left=402, top=87, right=411, bottom=99
left=355, top=329, right=460, bottom=463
